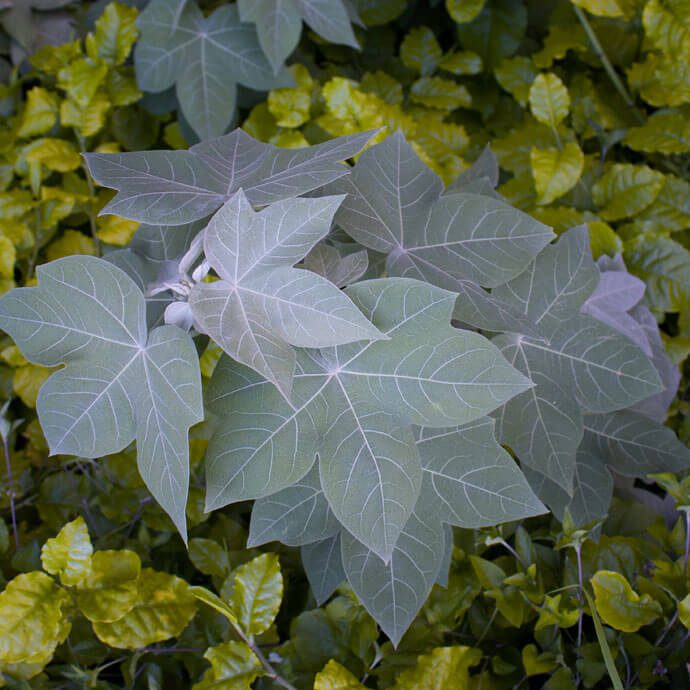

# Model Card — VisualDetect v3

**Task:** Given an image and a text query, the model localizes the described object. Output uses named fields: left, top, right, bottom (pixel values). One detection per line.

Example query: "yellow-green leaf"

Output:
left=25, top=138, right=82, bottom=173
left=410, top=76, right=472, bottom=109
left=0, top=571, right=72, bottom=664
left=268, top=86, right=311, bottom=129
left=92, top=569, right=197, bottom=648
left=75, top=549, right=141, bottom=623
left=58, top=57, right=108, bottom=108
left=623, top=234, right=690, bottom=312
left=495, top=56, right=537, bottom=106
left=41, top=516, right=93, bottom=587
left=643, top=0, right=690, bottom=56
left=529, top=73, right=570, bottom=129
left=45, top=229, right=96, bottom=262
left=189, top=538, right=230, bottom=578
left=86, top=1, right=138, bottom=65
left=587, top=220, right=622, bottom=259
left=446, top=0, right=487, bottom=23
left=392, top=646, right=482, bottom=690
left=0, top=190, right=34, bottom=220
left=625, top=110, right=690, bottom=154
left=531, top=142, right=584, bottom=205
left=16, top=87, right=59, bottom=139
left=96, top=215, right=139, bottom=246
left=439, top=50, right=482, bottom=75
left=400, top=26, right=442, bottom=76
left=679, top=594, right=690, bottom=629
left=106, top=67, right=142, bottom=107
left=592, top=164, right=665, bottom=220
left=232, top=553, right=283, bottom=636
left=31, top=40, right=82, bottom=75
left=637, top=174, right=690, bottom=232
left=534, top=594, right=580, bottom=631
left=522, top=644, right=558, bottom=675
left=60, top=91, right=111, bottom=137
left=570, top=0, right=633, bottom=18
left=314, top=660, right=366, bottom=690
left=590, top=570, right=662, bottom=633
left=190, top=585, right=239, bottom=626
left=13, top=364, right=51, bottom=408
left=193, top=641, right=263, bottom=690
left=0, top=235, right=15, bottom=280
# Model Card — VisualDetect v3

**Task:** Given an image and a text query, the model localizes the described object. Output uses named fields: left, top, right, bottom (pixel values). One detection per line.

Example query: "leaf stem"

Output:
left=2, top=432, right=18, bottom=550
left=77, top=134, right=101, bottom=256
left=684, top=510, right=690, bottom=577
left=572, top=5, right=643, bottom=123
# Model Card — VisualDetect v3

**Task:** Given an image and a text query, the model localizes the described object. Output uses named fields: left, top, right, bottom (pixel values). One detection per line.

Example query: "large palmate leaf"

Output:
left=206, top=278, right=530, bottom=560
left=0, top=257, right=203, bottom=540
left=238, top=0, right=358, bottom=75
left=416, top=419, right=545, bottom=527
left=301, top=534, right=346, bottom=605
left=340, top=508, right=445, bottom=645
left=330, top=131, right=554, bottom=290
left=189, top=190, right=382, bottom=398
left=84, top=128, right=376, bottom=225
left=493, top=227, right=662, bottom=493
left=135, top=0, right=291, bottom=140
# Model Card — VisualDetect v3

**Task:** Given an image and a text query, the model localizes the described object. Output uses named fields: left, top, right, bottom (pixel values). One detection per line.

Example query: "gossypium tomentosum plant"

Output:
left=0, top=127, right=686, bottom=644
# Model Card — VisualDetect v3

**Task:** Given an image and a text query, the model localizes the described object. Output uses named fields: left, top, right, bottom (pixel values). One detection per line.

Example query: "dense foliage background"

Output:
left=0, top=0, right=689, bottom=688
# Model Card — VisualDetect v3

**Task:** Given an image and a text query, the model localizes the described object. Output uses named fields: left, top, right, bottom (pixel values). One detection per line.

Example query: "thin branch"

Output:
left=2, top=433, right=18, bottom=550
left=573, top=5, right=643, bottom=124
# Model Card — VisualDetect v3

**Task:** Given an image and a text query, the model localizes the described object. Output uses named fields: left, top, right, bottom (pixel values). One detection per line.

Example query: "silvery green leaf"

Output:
left=295, top=0, right=359, bottom=47
left=446, top=145, right=499, bottom=194
left=190, top=190, right=383, bottom=398
left=136, top=0, right=291, bottom=139
left=629, top=305, right=680, bottom=422
left=494, top=333, right=582, bottom=493
left=581, top=269, right=651, bottom=356
left=301, top=534, right=345, bottom=605
left=416, top=418, right=546, bottom=527
left=105, top=248, right=169, bottom=328
left=131, top=222, right=206, bottom=268
left=341, top=509, right=445, bottom=645
left=85, top=128, right=376, bottom=225
left=532, top=316, right=662, bottom=413
left=582, top=411, right=690, bottom=477
left=522, top=449, right=612, bottom=527
left=331, top=131, right=554, bottom=289
left=206, top=278, right=531, bottom=559
left=238, top=0, right=357, bottom=75
left=238, top=0, right=302, bottom=74
left=303, top=242, right=369, bottom=287
left=452, top=280, right=540, bottom=337
left=493, top=225, right=598, bottom=335
left=0, top=257, right=203, bottom=541
left=248, top=463, right=340, bottom=547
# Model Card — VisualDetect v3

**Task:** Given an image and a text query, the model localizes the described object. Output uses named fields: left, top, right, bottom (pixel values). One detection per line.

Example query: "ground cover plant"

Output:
left=0, top=0, right=689, bottom=688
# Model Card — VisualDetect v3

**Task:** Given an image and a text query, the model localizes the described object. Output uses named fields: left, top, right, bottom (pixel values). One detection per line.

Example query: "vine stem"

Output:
left=572, top=5, right=644, bottom=124
left=77, top=134, right=101, bottom=256
left=684, top=510, right=690, bottom=577
left=2, top=432, right=18, bottom=550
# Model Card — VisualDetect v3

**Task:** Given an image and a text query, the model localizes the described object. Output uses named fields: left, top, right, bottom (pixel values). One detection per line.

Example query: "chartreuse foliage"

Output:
left=2, top=105, right=689, bottom=648
left=0, top=517, right=197, bottom=681
left=0, top=0, right=689, bottom=687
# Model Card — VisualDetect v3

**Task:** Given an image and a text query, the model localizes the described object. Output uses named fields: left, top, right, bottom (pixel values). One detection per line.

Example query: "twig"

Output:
left=572, top=6, right=644, bottom=124
left=77, top=134, right=101, bottom=256
left=2, top=432, right=18, bottom=550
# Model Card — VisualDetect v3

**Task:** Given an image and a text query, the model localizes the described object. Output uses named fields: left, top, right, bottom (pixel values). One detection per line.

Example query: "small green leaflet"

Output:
left=0, top=257, right=203, bottom=541
left=84, top=128, right=376, bottom=225
left=135, top=0, right=292, bottom=140
left=206, top=278, right=531, bottom=560
left=493, top=227, right=662, bottom=494
left=189, top=190, right=383, bottom=399
left=238, top=0, right=359, bottom=75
